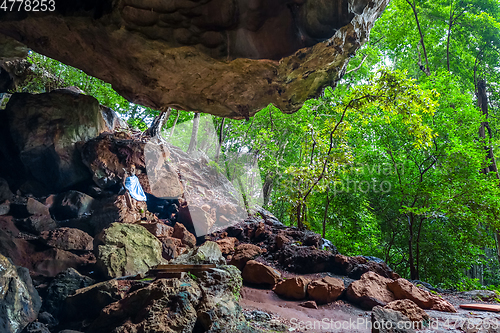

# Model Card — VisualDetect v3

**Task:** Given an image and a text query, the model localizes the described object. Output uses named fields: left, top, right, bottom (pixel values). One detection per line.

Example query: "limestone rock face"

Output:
left=94, top=222, right=163, bottom=278
left=0, top=0, right=389, bottom=118
left=0, top=253, right=41, bottom=333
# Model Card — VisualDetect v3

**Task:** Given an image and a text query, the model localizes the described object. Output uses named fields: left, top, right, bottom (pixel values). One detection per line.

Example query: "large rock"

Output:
left=216, top=237, right=239, bottom=255
left=371, top=306, right=415, bottom=333
left=0, top=0, right=389, bottom=118
left=241, top=260, right=281, bottom=287
left=346, top=271, right=395, bottom=310
left=384, top=300, right=429, bottom=328
left=172, top=222, right=197, bottom=248
left=0, top=91, right=120, bottom=193
left=307, top=276, right=344, bottom=304
left=41, top=268, right=94, bottom=318
left=0, top=253, right=41, bottom=333
left=273, top=276, right=309, bottom=300
left=387, top=278, right=456, bottom=313
left=39, top=227, right=93, bottom=251
left=170, top=241, right=225, bottom=266
left=31, top=248, right=94, bottom=278
left=94, top=222, right=163, bottom=278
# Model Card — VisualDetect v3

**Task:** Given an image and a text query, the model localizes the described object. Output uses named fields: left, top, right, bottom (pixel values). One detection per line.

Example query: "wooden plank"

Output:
left=459, top=304, right=500, bottom=312
left=153, top=264, right=216, bottom=271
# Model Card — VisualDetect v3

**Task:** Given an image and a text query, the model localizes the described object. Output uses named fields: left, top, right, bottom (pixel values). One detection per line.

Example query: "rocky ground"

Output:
left=1, top=90, right=500, bottom=333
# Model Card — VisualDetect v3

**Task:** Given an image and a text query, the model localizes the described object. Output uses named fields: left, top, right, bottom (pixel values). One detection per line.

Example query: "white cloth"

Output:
left=124, top=175, right=147, bottom=201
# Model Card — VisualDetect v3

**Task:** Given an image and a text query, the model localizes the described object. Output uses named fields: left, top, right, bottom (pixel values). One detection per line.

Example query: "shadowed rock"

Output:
left=0, top=0, right=389, bottom=118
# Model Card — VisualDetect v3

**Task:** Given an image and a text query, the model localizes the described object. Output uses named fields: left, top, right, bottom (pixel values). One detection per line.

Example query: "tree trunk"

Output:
left=262, top=174, right=274, bottom=206
left=146, top=107, right=171, bottom=137
left=169, top=111, right=180, bottom=138
left=215, top=118, right=225, bottom=162
left=322, top=191, right=330, bottom=238
left=477, top=79, right=500, bottom=277
left=408, top=213, right=418, bottom=280
left=187, top=112, right=201, bottom=154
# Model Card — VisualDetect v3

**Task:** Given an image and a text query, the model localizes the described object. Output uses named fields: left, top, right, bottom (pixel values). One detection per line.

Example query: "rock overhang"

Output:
left=0, top=0, right=389, bottom=118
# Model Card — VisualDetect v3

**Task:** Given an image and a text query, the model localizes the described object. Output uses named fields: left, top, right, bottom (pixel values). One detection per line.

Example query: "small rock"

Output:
left=141, top=222, right=173, bottom=238
left=0, top=199, right=10, bottom=215
left=40, top=227, right=93, bottom=251
left=37, top=312, right=58, bottom=327
left=242, top=260, right=281, bottom=287
left=307, top=276, right=344, bottom=304
left=462, top=290, right=498, bottom=301
left=275, top=234, right=291, bottom=249
left=50, top=191, right=94, bottom=221
left=346, top=271, right=395, bottom=310
left=27, top=198, right=50, bottom=216
left=216, top=237, right=239, bottom=255
left=172, top=222, right=197, bottom=247
left=22, top=322, right=50, bottom=333
left=229, top=243, right=264, bottom=270
left=273, top=276, right=309, bottom=300
left=159, top=236, right=184, bottom=260
left=299, top=300, right=318, bottom=309
left=17, top=214, right=57, bottom=234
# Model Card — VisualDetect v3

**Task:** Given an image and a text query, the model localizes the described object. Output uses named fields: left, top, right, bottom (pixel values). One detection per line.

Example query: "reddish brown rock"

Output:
left=159, top=237, right=184, bottom=260
left=387, top=279, right=456, bottom=313
left=254, top=222, right=272, bottom=239
left=345, top=271, right=395, bottom=310
left=229, top=244, right=264, bottom=270
left=216, top=237, right=239, bottom=255
left=273, top=277, right=309, bottom=300
left=275, top=234, right=291, bottom=250
left=40, top=227, right=93, bottom=251
left=299, top=300, right=318, bottom=309
left=241, top=260, right=281, bottom=287
left=307, top=276, right=344, bottom=304
left=172, top=222, right=197, bottom=248
left=141, top=222, right=173, bottom=238
left=27, top=197, right=50, bottom=216
left=31, top=248, right=95, bottom=277
left=384, top=299, right=429, bottom=327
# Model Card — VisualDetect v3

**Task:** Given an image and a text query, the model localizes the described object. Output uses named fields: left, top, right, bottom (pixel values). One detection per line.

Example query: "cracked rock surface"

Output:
left=0, top=0, right=388, bottom=118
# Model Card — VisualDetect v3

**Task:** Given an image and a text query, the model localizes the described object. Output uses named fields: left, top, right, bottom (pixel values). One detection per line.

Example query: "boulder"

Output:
left=462, top=290, right=498, bottom=301
left=278, top=244, right=336, bottom=273
left=0, top=0, right=389, bottom=118
left=41, top=268, right=94, bottom=318
left=172, top=222, right=197, bottom=248
left=333, top=255, right=400, bottom=279
left=10, top=197, right=49, bottom=218
left=229, top=243, right=264, bottom=270
left=50, top=191, right=94, bottom=221
left=384, top=300, right=429, bottom=328
left=37, top=312, right=58, bottom=328
left=216, top=237, right=239, bottom=255
left=273, top=276, right=309, bottom=300
left=94, top=222, right=163, bottom=278
left=241, top=260, right=281, bottom=287
left=39, top=228, right=93, bottom=251
left=64, top=279, right=143, bottom=321
left=307, top=276, right=345, bottom=304
left=22, top=322, right=50, bottom=333
left=158, top=236, right=186, bottom=260
left=1, top=91, right=117, bottom=193
left=0, top=253, right=41, bottom=333
left=387, top=278, right=456, bottom=313
left=371, top=306, right=415, bottom=333
left=346, top=271, right=396, bottom=310
left=89, top=277, right=202, bottom=333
